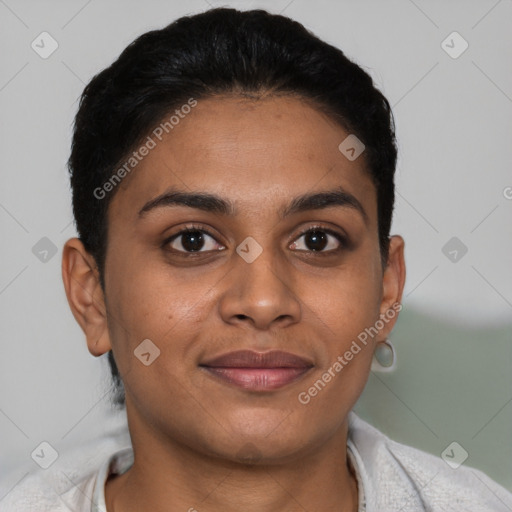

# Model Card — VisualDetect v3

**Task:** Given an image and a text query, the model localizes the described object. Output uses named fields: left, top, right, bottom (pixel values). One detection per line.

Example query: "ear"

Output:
left=378, top=235, right=406, bottom=339
left=61, top=237, right=111, bottom=357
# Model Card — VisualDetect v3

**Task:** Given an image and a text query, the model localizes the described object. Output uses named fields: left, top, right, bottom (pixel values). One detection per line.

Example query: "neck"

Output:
left=105, top=412, right=359, bottom=512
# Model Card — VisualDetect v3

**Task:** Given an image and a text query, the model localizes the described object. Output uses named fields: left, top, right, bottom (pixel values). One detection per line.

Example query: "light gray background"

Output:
left=1, top=0, right=511, bottom=499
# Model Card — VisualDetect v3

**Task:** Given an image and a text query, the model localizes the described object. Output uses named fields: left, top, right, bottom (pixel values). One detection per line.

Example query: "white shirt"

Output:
left=2, top=411, right=511, bottom=511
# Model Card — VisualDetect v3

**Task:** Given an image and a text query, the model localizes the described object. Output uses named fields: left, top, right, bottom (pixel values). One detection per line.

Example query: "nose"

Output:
left=218, top=244, right=302, bottom=330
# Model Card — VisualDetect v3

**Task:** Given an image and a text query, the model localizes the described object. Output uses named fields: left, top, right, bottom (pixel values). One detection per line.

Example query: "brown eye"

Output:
left=165, top=228, right=224, bottom=253
left=290, top=227, right=346, bottom=253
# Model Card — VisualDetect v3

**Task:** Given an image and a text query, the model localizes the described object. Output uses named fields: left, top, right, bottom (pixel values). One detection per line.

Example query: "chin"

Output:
left=209, top=417, right=314, bottom=464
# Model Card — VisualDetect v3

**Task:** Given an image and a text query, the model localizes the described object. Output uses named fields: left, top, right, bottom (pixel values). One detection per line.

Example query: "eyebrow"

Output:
left=138, top=186, right=368, bottom=224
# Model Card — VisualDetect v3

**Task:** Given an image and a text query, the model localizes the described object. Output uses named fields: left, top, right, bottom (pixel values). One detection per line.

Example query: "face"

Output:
left=64, top=94, right=405, bottom=463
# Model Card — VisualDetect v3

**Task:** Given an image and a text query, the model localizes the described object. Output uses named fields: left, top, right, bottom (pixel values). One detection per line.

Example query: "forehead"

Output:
left=109, top=95, right=377, bottom=224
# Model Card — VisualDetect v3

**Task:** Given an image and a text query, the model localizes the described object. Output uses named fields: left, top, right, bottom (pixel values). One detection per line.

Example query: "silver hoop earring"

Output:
left=371, top=339, right=396, bottom=372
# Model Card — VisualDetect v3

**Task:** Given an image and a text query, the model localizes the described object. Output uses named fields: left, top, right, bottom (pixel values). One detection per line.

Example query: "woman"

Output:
left=5, top=7, right=511, bottom=511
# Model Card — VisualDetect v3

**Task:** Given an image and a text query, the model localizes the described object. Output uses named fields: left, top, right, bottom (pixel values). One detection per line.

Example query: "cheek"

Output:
left=300, top=259, right=383, bottom=387
left=104, top=256, right=214, bottom=379
left=295, top=279, right=381, bottom=417
left=309, top=260, right=382, bottom=332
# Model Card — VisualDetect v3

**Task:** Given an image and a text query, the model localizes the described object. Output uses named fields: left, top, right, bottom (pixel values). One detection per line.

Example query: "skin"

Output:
left=62, top=94, right=405, bottom=512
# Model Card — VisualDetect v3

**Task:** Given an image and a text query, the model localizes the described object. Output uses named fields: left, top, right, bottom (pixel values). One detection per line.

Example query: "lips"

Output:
left=199, top=350, right=314, bottom=391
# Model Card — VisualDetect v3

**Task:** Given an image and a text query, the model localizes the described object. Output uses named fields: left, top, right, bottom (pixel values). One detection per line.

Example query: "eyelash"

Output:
left=162, top=223, right=348, bottom=256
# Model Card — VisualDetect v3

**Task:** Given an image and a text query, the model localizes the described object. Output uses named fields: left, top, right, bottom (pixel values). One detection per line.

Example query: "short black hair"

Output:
left=68, top=7, right=398, bottom=407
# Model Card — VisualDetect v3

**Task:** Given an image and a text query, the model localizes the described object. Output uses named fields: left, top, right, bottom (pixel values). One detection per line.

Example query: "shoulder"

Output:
left=0, top=430, right=131, bottom=512
left=347, top=411, right=512, bottom=512
left=1, top=467, right=97, bottom=512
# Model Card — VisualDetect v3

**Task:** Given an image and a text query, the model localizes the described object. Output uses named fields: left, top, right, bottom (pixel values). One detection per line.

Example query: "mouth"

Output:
left=199, top=350, right=314, bottom=391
